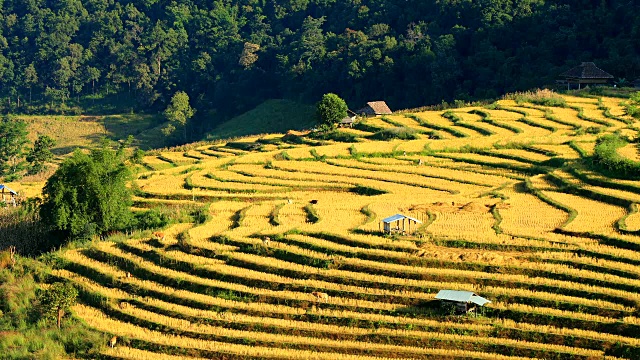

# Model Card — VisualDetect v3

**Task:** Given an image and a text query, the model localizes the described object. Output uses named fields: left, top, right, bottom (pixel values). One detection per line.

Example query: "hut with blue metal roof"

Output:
left=0, top=185, right=17, bottom=207
left=435, top=290, right=491, bottom=314
left=380, top=214, right=422, bottom=234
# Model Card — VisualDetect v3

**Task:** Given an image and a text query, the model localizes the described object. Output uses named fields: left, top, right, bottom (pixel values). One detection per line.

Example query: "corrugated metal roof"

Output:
left=469, top=295, right=491, bottom=306
left=435, top=290, right=491, bottom=306
left=381, top=214, right=422, bottom=224
left=0, top=185, right=17, bottom=195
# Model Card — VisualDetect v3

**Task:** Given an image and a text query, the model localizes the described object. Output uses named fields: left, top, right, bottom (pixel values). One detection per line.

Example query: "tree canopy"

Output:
left=35, top=282, right=78, bottom=329
left=316, top=93, right=348, bottom=127
left=0, top=117, right=29, bottom=180
left=39, top=142, right=133, bottom=239
left=26, top=135, right=56, bottom=175
left=164, top=91, right=195, bottom=141
left=0, top=0, right=636, bottom=133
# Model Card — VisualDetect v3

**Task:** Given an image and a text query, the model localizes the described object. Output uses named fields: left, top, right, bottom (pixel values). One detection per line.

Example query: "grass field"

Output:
left=20, top=113, right=166, bottom=154
left=206, top=99, right=316, bottom=140
left=47, top=93, right=640, bottom=359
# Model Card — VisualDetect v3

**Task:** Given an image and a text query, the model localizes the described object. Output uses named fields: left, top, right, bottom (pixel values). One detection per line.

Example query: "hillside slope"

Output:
left=53, top=93, right=640, bottom=359
left=207, top=99, right=316, bottom=140
left=21, top=113, right=169, bottom=155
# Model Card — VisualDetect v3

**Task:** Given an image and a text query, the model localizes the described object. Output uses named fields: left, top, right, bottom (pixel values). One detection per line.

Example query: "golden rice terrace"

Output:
left=57, top=94, right=640, bottom=359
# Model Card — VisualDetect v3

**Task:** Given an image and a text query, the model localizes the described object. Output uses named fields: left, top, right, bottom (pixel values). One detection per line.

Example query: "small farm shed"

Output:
left=0, top=185, right=17, bottom=207
left=358, top=101, right=392, bottom=117
left=435, top=290, right=491, bottom=314
left=339, top=110, right=357, bottom=127
left=380, top=214, right=422, bottom=234
left=558, top=62, right=613, bottom=90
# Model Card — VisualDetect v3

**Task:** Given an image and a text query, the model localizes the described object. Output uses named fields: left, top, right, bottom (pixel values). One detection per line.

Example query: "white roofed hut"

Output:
left=380, top=214, right=422, bottom=235
left=435, top=290, right=491, bottom=315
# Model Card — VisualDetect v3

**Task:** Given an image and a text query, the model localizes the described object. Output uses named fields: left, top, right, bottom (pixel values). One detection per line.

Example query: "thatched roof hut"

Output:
left=358, top=101, right=392, bottom=117
left=559, top=62, right=613, bottom=89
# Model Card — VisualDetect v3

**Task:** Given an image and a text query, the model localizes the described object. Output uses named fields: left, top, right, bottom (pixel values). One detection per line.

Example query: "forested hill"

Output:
left=0, top=0, right=638, bottom=127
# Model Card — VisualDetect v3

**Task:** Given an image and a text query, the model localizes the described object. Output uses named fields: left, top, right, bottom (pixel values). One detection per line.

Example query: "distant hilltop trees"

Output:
left=0, top=0, right=636, bottom=125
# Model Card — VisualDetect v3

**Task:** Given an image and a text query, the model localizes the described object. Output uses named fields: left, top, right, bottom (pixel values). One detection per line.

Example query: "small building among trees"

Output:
left=435, top=290, right=491, bottom=314
left=358, top=101, right=392, bottom=117
left=338, top=110, right=357, bottom=127
left=380, top=214, right=422, bottom=234
left=0, top=185, right=17, bottom=207
left=558, top=62, right=613, bottom=90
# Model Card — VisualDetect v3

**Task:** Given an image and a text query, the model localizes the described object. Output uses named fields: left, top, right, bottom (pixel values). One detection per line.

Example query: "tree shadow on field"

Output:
left=394, top=299, right=443, bottom=317
left=513, top=181, right=528, bottom=193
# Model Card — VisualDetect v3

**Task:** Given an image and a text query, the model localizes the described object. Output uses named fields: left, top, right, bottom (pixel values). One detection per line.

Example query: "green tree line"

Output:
left=0, top=0, right=637, bottom=131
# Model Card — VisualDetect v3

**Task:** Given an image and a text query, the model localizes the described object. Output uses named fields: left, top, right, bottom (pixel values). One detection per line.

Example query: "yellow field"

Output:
left=52, top=93, right=640, bottom=360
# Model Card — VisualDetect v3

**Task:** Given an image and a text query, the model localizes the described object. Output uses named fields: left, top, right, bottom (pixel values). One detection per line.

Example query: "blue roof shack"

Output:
left=380, top=213, right=422, bottom=234
left=435, top=290, right=491, bottom=315
left=0, top=185, right=17, bottom=207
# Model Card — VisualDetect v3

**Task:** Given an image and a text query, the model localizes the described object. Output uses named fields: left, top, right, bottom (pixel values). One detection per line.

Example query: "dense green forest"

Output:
left=0, top=0, right=638, bottom=135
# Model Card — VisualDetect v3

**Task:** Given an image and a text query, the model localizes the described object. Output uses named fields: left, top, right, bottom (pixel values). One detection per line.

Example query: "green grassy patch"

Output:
left=20, top=113, right=166, bottom=155
left=592, top=134, right=640, bottom=179
left=207, top=99, right=315, bottom=140
left=368, top=127, right=420, bottom=140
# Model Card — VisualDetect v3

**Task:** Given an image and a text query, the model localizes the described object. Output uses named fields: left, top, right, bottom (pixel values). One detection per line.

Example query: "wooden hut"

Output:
left=380, top=214, right=422, bottom=234
left=435, top=290, right=491, bottom=314
left=559, top=62, right=613, bottom=90
left=357, top=101, right=392, bottom=117
left=338, top=110, right=357, bottom=127
left=0, top=185, right=17, bottom=207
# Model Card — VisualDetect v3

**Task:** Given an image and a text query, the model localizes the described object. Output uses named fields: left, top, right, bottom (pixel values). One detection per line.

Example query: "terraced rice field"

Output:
left=59, top=94, right=640, bottom=359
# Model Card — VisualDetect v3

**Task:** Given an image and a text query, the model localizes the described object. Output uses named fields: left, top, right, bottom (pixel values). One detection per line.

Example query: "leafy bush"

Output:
left=369, top=127, right=419, bottom=140
left=189, top=204, right=210, bottom=224
left=625, top=92, right=640, bottom=119
left=309, top=130, right=360, bottom=143
left=352, top=122, right=386, bottom=133
left=39, top=143, right=133, bottom=239
left=282, top=133, right=306, bottom=144
left=133, top=209, right=170, bottom=230
left=592, top=134, right=640, bottom=179
left=316, top=93, right=348, bottom=126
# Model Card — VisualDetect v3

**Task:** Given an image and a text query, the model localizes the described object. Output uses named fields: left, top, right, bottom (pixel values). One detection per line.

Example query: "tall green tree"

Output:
left=40, top=142, right=133, bottom=239
left=26, top=135, right=56, bottom=175
left=0, top=117, right=29, bottom=180
left=316, top=93, right=348, bottom=127
left=35, top=282, right=78, bottom=329
left=24, top=64, right=38, bottom=103
left=164, top=91, right=195, bottom=141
